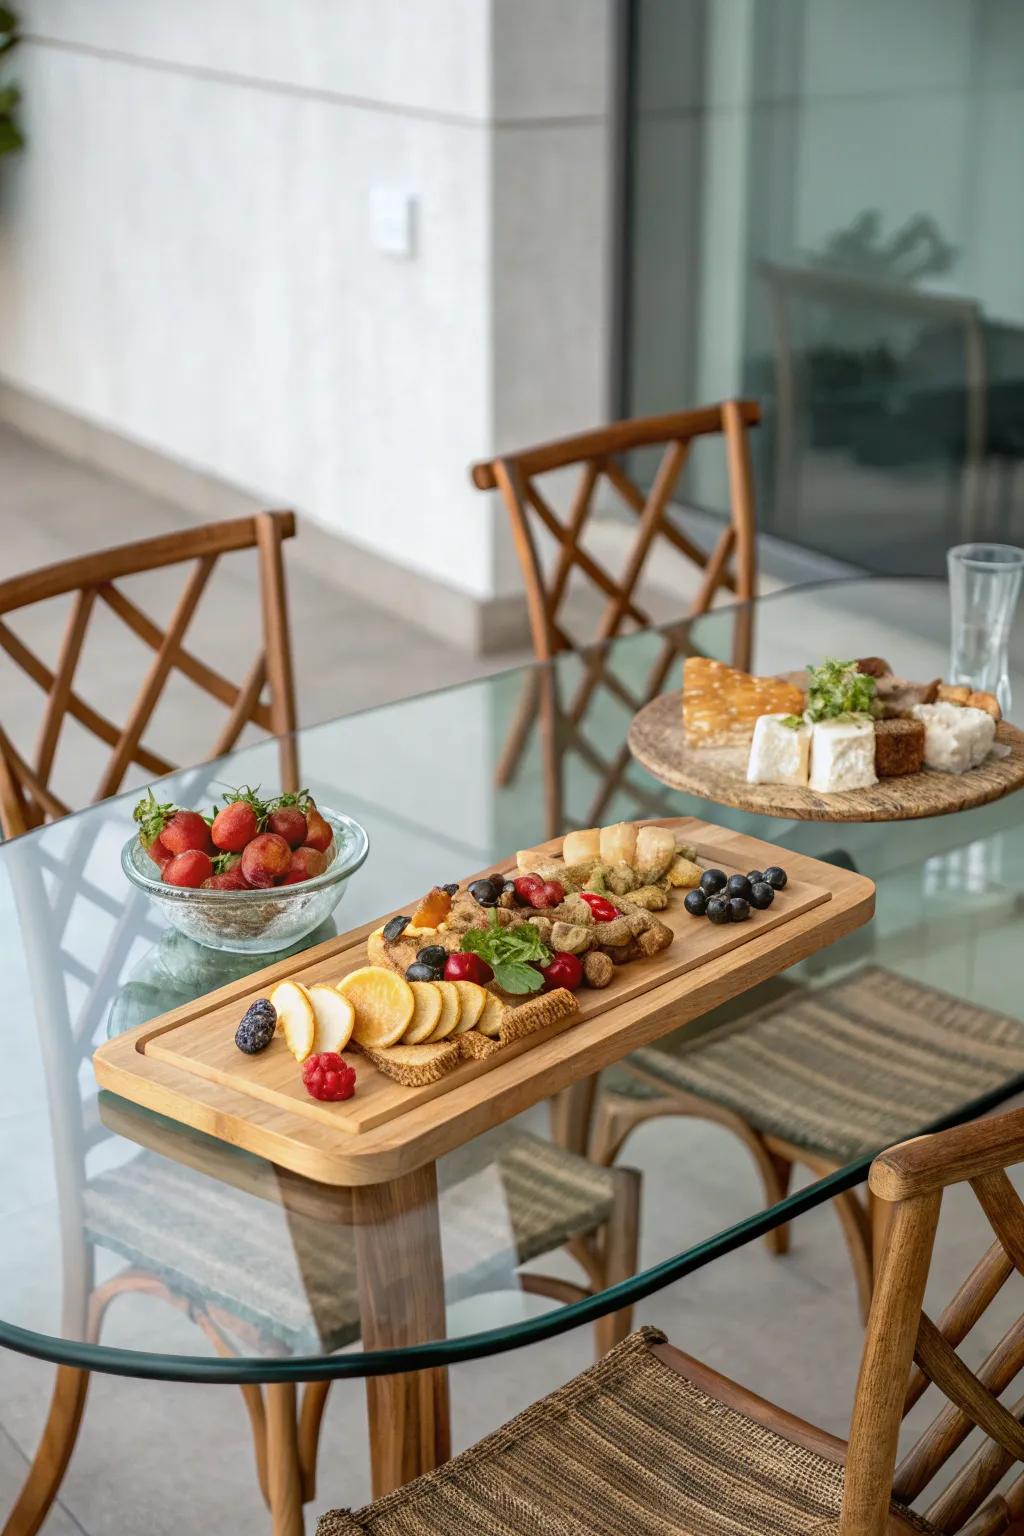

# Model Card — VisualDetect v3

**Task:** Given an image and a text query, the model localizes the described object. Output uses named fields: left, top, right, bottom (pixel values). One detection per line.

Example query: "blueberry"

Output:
left=749, top=881, right=775, bottom=910
left=416, top=944, right=448, bottom=969
left=726, top=874, right=752, bottom=900
left=406, top=962, right=442, bottom=982
left=383, top=915, right=410, bottom=942
left=700, top=868, right=728, bottom=896
left=469, top=877, right=501, bottom=906
left=235, top=998, right=276, bottom=1054
left=684, top=888, right=708, bottom=917
left=763, top=866, right=788, bottom=890
left=728, top=897, right=750, bottom=922
left=706, top=895, right=731, bottom=924
left=442, top=882, right=460, bottom=896
left=746, top=870, right=764, bottom=886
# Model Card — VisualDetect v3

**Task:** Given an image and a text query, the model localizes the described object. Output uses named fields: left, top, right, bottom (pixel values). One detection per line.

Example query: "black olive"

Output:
left=728, top=897, right=750, bottom=922
left=468, top=877, right=501, bottom=906
left=706, top=895, right=731, bottom=924
left=406, top=962, right=442, bottom=982
left=763, top=865, right=788, bottom=890
left=502, top=880, right=518, bottom=897
left=700, top=868, right=728, bottom=896
left=749, top=881, right=775, bottom=910
left=442, top=882, right=460, bottom=896
left=726, top=874, right=752, bottom=900
left=683, top=889, right=707, bottom=917
left=746, top=870, right=764, bottom=886
left=382, top=915, right=410, bottom=942
left=416, top=944, right=448, bottom=969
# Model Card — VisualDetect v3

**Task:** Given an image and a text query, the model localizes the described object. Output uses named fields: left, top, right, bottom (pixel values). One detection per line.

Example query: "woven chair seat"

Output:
left=84, top=1130, right=614, bottom=1355
left=609, top=965, right=1024, bottom=1162
left=317, top=1327, right=935, bottom=1535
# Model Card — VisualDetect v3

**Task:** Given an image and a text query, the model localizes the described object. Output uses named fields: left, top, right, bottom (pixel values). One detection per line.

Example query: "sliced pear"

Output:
left=477, top=991, right=507, bottom=1039
left=450, top=980, right=487, bottom=1034
left=307, top=982, right=355, bottom=1054
left=271, top=980, right=316, bottom=1062
left=403, top=981, right=444, bottom=1044
left=427, top=981, right=462, bottom=1041
left=338, top=966, right=415, bottom=1048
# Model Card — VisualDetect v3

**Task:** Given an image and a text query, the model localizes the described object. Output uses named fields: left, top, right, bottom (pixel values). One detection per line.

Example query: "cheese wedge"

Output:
left=808, top=719, right=877, bottom=793
left=747, top=714, right=811, bottom=786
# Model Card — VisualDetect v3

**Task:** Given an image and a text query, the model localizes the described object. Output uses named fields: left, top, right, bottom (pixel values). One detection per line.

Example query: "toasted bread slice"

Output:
left=458, top=1029, right=503, bottom=1060
left=498, top=987, right=577, bottom=1045
left=427, top=981, right=462, bottom=1041
left=403, top=981, right=443, bottom=1044
left=361, top=1040, right=460, bottom=1086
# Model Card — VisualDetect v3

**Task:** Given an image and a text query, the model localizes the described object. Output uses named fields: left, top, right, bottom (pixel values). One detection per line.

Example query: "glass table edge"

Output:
left=5, top=1070, right=1021, bottom=1384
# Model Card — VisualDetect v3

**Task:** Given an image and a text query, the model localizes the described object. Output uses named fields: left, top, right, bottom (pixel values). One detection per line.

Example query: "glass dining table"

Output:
left=4, top=575, right=1024, bottom=1535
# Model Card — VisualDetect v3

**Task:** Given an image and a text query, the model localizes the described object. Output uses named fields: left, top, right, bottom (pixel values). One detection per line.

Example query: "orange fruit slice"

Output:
left=477, top=991, right=506, bottom=1039
left=308, top=983, right=355, bottom=1054
left=271, top=980, right=316, bottom=1062
left=403, top=981, right=443, bottom=1044
left=427, top=981, right=462, bottom=1041
left=450, top=980, right=488, bottom=1034
left=339, top=966, right=415, bottom=1048
left=410, top=887, right=452, bottom=929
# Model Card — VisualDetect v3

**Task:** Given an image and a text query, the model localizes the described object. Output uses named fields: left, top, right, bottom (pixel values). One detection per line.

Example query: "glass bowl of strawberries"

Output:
left=122, top=787, right=369, bottom=954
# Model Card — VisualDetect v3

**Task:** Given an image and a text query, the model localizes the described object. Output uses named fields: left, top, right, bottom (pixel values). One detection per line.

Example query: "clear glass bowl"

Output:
left=121, top=808, right=369, bottom=954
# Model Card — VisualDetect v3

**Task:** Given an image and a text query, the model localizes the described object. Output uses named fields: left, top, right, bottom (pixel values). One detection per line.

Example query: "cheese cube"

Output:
left=808, top=719, right=877, bottom=792
left=911, top=702, right=996, bottom=773
left=746, top=714, right=811, bottom=786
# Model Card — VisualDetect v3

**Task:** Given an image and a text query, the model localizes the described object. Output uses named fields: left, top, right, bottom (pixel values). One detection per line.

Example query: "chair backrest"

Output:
left=0, top=511, right=298, bottom=837
left=842, top=1105, right=1024, bottom=1534
left=470, top=400, right=760, bottom=666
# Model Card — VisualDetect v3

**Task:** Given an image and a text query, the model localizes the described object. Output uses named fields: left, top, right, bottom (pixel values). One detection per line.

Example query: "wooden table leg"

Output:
left=353, top=1163, right=450, bottom=1497
left=266, top=1382, right=304, bottom=1536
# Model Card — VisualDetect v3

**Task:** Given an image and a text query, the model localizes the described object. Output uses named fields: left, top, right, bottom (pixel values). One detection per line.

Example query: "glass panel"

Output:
left=626, top=0, right=1024, bottom=571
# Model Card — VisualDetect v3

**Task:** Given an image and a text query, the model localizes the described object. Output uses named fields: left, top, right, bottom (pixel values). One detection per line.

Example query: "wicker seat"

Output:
left=84, top=1130, right=621, bottom=1355
left=317, top=1327, right=932, bottom=1535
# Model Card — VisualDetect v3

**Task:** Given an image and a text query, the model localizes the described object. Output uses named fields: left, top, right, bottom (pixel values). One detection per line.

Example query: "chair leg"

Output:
left=594, top=1166, right=642, bottom=1358
left=549, top=1076, right=598, bottom=1157
left=589, top=1088, right=682, bottom=1167
left=1, top=1366, right=90, bottom=1536
left=831, top=1187, right=874, bottom=1325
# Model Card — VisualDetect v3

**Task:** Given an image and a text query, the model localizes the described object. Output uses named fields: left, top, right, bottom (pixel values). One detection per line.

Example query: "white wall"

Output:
left=0, top=1, right=616, bottom=606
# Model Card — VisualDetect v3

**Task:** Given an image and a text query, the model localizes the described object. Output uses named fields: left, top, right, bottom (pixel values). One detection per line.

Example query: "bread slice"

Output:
left=458, top=1029, right=504, bottom=1061
left=360, top=1040, right=460, bottom=1086
left=498, top=987, right=577, bottom=1044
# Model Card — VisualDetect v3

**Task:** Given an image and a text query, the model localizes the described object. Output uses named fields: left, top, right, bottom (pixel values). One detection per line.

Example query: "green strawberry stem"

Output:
left=132, top=789, right=176, bottom=846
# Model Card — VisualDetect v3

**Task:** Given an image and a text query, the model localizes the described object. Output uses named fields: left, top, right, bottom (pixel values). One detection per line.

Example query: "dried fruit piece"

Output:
left=338, top=966, right=415, bottom=1048
left=235, top=998, right=277, bottom=1053
left=307, top=983, right=355, bottom=1054
left=410, top=886, right=453, bottom=929
left=303, top=1052, right=356, bottom=1102
left=666, top=855, right=702, bottom=889
left=271, top=980, right=316, bottom=1062
left=403, top=981, right=444, bottom=1043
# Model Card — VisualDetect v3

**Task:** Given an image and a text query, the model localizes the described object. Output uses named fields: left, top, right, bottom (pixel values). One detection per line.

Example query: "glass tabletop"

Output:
left=3, top=575, right=1024, bottom=1384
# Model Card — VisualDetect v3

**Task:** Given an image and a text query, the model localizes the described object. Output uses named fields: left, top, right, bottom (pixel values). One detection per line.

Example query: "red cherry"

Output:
left=444, top=952, right=494, bottom=985
left=578, top=892, right=620, bottom=923
left=163, top=849, right=214, bottom=888
left=512, top=875, right=543, bottom=904
left=537, top=951, right=583, bottom=992
left=161, top=810, right=214, bottom=856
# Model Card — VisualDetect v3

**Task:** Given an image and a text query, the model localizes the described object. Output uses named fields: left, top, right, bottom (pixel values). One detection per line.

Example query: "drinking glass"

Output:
left=947, top=543, right=1024, bottom=714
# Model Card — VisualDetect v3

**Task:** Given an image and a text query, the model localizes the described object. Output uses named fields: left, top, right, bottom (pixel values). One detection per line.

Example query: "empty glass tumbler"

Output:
left=947, top=543, right=1024, bottom=714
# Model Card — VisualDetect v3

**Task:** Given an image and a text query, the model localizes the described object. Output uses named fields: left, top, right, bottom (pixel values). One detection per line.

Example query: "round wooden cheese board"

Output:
left=628, top=690, right=1024, bottom=822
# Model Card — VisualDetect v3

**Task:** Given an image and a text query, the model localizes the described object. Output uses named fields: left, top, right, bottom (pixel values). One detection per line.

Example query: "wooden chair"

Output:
left=0, top=511, right=299, bottom=837
left=319, top=1101, right=1024, bottom=1536
left=471, top=401, right=759, bottom=832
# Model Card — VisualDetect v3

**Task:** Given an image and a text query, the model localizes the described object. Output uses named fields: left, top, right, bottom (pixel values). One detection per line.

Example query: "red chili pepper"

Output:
left=579, top=892, right=620, bottom=923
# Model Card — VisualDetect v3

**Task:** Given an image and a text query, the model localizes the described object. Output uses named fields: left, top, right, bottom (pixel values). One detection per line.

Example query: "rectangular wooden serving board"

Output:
left=94, top=819, right=875, bottom=1184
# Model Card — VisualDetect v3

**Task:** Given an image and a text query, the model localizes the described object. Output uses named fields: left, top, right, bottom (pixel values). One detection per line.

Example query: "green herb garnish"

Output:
left=805, top=658, right=876, bottom=723
left=779, top=714, right=805, bottom=730
left=462, top=912, right=551, bottom=994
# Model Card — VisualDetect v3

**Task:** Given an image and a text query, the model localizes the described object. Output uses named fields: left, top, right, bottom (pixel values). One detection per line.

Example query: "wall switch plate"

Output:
left=369, top=186, right=416, bottom=258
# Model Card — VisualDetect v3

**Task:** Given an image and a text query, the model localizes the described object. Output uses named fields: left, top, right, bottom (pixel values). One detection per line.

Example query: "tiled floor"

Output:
left=1, top=424, right=1022, bottom=1533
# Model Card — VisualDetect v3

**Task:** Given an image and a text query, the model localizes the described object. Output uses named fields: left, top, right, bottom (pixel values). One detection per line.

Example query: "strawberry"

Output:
left=266, top=805, right=308, bottom=848
left=203, top=867, right=250, bottom=890
left=161, top=809, right=214, bottom=856
left=147, top=833, right=174, bottom=868
left=133, top=790, right=177, bottom=865
left=163, top=849, right=214, bottom=888
left=211, top=792, right=261, bottom=852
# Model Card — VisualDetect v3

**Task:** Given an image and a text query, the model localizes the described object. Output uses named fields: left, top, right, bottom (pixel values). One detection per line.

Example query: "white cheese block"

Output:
left=746, top=714, right=811, bottom=786
left=808, top=718, right=877, bottom=792
left=911, top=702, right=996, bottom=773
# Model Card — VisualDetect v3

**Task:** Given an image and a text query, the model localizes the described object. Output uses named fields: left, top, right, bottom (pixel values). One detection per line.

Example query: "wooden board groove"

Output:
left=93, top=819, right=876, bottom=1183
left=628, top=692, right=1024, bottom=822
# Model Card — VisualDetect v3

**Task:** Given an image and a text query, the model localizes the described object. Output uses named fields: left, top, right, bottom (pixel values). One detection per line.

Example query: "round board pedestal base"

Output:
left=628, top=691, right=1024, bottom=822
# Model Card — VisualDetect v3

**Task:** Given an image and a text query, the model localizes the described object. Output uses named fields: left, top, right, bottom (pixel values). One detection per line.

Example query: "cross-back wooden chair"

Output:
left=0, top=511, right=299, bottom=838
left=471, top=400, right=759, bottom=833
left=319, top=1103, right=1024, bottom=1536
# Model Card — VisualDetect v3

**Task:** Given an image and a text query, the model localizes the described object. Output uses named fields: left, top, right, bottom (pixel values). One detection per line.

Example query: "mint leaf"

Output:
left=492, top=960, right=544, bottom=994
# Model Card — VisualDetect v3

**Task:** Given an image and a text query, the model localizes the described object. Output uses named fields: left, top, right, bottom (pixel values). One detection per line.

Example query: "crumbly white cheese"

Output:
left=746, top=714, right=811, bottom=785
left=911, top=702, right=996, bottom=773
left=808, top=718, right=877, bottom=792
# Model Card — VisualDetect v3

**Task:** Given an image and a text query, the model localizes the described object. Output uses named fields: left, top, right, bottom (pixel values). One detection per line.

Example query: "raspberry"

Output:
left=302, top=1052, right=356, bottom=1102
left=235, top=998, right=277, bottom=1054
